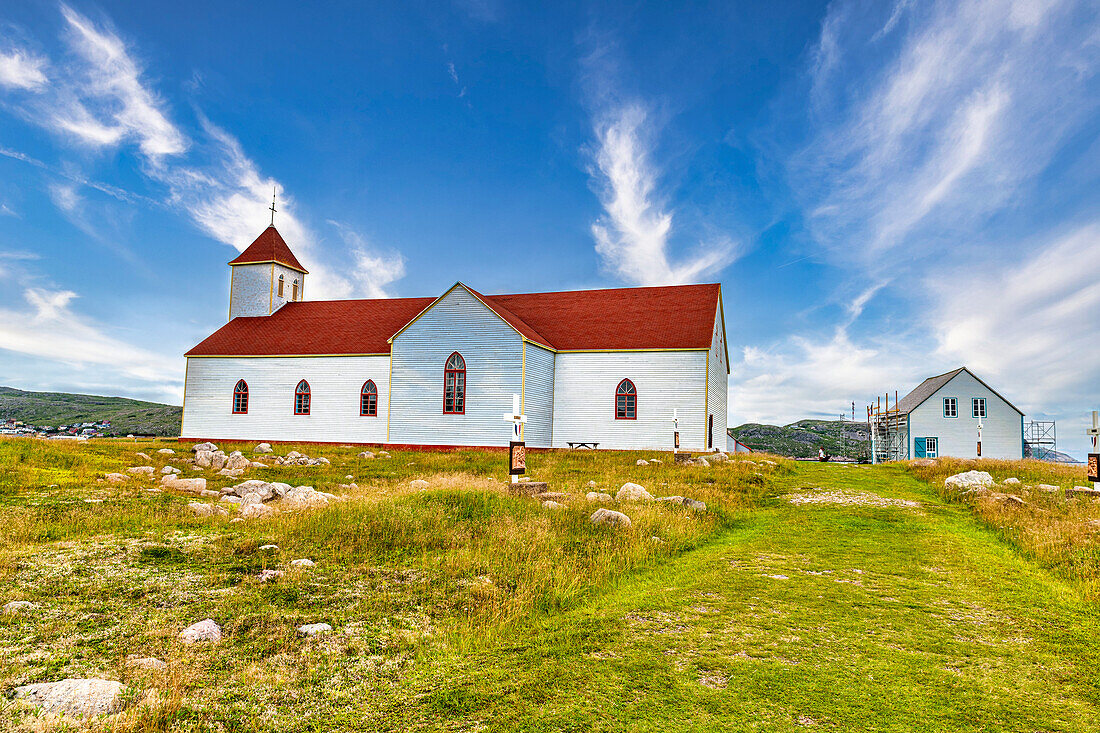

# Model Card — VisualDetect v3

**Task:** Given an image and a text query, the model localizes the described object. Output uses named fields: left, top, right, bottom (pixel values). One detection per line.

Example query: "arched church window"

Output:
left=292, top=279, right=299, bottom=301
left=232, top=380, right=248, bottom=414
left=294, top=380, right=311, bottom=415
left=361, top=380, right=378, bottom=417
left=277, top=275, right=284, bottom=297
left=444, top=352, right=465, bottom=414
left=615, top=379, right=636, bottom=420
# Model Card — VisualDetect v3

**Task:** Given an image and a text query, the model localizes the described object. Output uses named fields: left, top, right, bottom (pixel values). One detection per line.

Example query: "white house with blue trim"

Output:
left=894, top=367, right=1024, bottom=460
left=181, top=225, right=729, bottom=451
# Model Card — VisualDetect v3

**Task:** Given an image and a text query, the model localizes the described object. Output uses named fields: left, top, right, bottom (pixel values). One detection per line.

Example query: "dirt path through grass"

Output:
left=431, top=463, right=1100, bottom=732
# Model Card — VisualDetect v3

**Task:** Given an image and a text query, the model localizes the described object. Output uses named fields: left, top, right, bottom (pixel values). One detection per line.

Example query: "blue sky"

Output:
left=0, top=0, right=1097, bottom=457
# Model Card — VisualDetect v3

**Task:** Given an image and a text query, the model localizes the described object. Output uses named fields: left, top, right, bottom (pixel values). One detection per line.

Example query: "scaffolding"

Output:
left=1024, top=420, right=1057, bottom=461
left=868, top=392, right=909, bottom=464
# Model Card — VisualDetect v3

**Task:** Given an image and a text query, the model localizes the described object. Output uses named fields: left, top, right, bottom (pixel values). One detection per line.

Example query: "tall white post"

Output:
left=502, top=393, right=527, bottom=484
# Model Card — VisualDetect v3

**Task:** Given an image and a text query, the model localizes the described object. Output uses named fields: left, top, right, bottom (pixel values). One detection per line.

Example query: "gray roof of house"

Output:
left=894, top=367, right=1023, bottom=416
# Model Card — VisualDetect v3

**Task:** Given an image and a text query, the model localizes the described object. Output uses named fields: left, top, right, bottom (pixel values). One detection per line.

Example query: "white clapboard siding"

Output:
left=551, top=351, right=708, bottom=450
left=908, top=370, right=1024, bottom=460
left=706, top=302, right=728, bottom=451
left=181, top=355, right=390, bottom=443
left=229, top=262, right=303, bottom=319
left=522, top=343, right=555, bottom=447
left=389, top=286, right=526, bottom=447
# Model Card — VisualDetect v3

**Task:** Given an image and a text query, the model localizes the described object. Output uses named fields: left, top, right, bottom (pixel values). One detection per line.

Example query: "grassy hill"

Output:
left=731, top=419, right=870, bottom=460
left=0, top=386, right=181, bottom=436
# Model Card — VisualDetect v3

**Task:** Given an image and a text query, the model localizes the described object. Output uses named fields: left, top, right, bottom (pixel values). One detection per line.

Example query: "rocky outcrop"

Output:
left=298, top=623, right=332, bottom=636
left=253, top=443, right=273, bottom=453
left=944, top=471, right=994, bottom=492
left=13, top=679, right=126, bottom=718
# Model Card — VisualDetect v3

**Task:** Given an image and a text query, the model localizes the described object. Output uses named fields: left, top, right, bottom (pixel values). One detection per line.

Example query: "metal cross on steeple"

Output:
left=269, top=186, right=277, bottom=226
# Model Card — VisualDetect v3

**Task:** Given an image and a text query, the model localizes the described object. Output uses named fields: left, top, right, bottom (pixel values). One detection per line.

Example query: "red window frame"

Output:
left=361, top=379, right=378, bottom=417
left=294, top=380, right=311, bottom=415
left=444, top=352, right=466, bottom=414
left=232, top=379, right=248, bottom=414
left=615, top=379, right=637, bottom=420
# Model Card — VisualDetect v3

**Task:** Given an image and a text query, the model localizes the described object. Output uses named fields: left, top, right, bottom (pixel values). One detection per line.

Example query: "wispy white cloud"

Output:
left=0, top=287, right=180, bottom=386
left=0, top=48, right=48, bottom=90
left=589, top=104, right=737, bottom=286
left=327, top=220, right=406, bottom=299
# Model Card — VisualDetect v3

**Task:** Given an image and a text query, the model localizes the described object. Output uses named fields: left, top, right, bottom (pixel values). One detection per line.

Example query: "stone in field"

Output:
left=126, top=657, right=167, bottom=671
left=586, top=480, right=597, bottom=488
left=192, top=442, right=218, bottom=453
left=135, top=452, right=152, bottom=461
left=657, top=496, right=707, bottom=512
left=410, top=479, right=429, bottom=489
left=542, top=500, right=566, bottom=510
left=161, top=465, right=181, bottom=475
left=4, top=600, right=36, bottom=613
left=224, top=454, right=251, bottom=471
left=590, top=508, right=631, bottom=528
left=298, top=623, right=332, bottom=636
left=258, top=569, right=284, bottom=583
left=358, top=451, right=374, bottom=459
left=104, top=473, right=128, bottom=483
left=944, top=471, right=994, bottom=492
left=253, top=443, right=273, bottom=453
left=696, top=457, right=710, bottom=467
left=259, top=544, right=279, bottom=551
left=188, top=502, right=227, bottom=517
left=636, top=459, right=649, bottom=466
left=291, top=558, right=316, bottom=568
left=13, top=678, right=126, bottom=718
left=239, top=503, right=275, bottom=519
left=127, top=466, right=155, bottom=476
left=586, top=491, right=613, bottom=502
left=162, top=476, right=207, bottom=493
left=1037, top=484, right=1061, bottom=493
left=157, top=448, right=175, bottom=455
left=1003, top=477, right=1021, bottom=485
left=710, top=452, right=728, bottom=462
left=615, top=482, right=653, bottom=502
left=180, top=619, right=221, bottom=643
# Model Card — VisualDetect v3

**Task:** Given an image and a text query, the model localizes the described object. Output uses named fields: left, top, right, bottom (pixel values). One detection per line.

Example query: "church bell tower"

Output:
left=227, top=224, right=308, bottom=320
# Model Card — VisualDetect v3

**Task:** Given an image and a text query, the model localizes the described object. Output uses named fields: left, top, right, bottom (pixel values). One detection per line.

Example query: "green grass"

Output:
left=0, top=440, right=1098, bottom=731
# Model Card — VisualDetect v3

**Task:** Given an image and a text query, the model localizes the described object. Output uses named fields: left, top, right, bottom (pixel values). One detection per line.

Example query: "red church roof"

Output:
left=228, top=226, right=308, bottom=273
left=186, top=283, right=722, bottom=356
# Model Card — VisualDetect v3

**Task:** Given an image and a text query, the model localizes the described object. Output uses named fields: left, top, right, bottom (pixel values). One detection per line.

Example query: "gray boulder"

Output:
left=298, top=622, right=333, bottom=636
left=585, top=491, right=612, bottom=502
left=358, top=451, right=375, bottom=459
left=615, top=482, right=653, bottom=502
left=157, top=448, right=175, bottom=455
left=239, top=503, right=275, bottom=519
left=13, top=678, right=126, bottom=718
left=253, top=443, right=274, bottom=453
left=636, top=459, right=649, bottom=466
left=590, top=508, right=632, bottom=528
left=192, top=442, right=217, bottom=453
left=944, top=471, right=994, bottom=491
left=290, top=558, right=316, bottom=568
left=1003, top=477, right=1021, bottom=485
left=179, top=618, right=221, bottom=643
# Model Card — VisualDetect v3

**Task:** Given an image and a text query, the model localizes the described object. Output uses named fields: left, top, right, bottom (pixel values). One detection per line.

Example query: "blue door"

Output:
left=914, top=437, right=927, bottom=458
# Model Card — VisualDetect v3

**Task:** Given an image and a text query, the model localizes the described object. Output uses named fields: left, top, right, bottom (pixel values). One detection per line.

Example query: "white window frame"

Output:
left=943, top=397, right=958, bottom=418
left=925, top=437, right=938, bottom=458
left=972, top=398, right=986, bottom=419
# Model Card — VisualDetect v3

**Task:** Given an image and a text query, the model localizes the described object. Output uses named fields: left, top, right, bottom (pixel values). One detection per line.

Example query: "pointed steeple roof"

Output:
left=228, top=226, right=308, bottom=273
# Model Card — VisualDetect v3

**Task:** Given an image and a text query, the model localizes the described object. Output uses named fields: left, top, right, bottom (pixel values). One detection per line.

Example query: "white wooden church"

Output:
left=181, top=225, right=728, bottom=450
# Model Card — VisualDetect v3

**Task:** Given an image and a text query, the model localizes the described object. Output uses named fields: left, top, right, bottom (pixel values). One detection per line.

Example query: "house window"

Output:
left=277, top=275, right=284, bottom=297
left=444, top=352, right=466, bottom=414
left=361, top=380, right=378, bottom=417
left=972, top=398, right=986, bottom=418
left=232, top=380, right=248, bottom=414
left=294, top=380, right=311, bottom=415
left=292, top=279, right=299, bottom=301
left=925, top=437, right=938, bottom=458
left=943, top=397, right=958, bottom=418
left=615, top=379, right=637, bottom=420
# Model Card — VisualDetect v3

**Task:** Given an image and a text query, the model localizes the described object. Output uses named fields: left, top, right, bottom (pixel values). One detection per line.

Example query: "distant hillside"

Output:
left=730, top=419, right=870, bottom=460
left=0, top=386, right=181, bottom=437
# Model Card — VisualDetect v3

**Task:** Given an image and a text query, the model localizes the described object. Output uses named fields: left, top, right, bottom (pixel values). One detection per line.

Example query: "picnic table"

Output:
left=567, top=441, right=599, bottom=450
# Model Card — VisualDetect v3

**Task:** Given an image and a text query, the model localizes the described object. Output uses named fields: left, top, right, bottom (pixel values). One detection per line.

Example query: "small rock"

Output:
left=104, top=473, right=128, bottom=483
left=657, top=496, right=707, bottom=513
left=345, top=474, right=353, bottom=480
left=259, top=544, right=279, bottom=551
left=253, top=443, right=273, bottom=453
left=179, top=619, right=221, bottom=643
left=13, top=678, right=126, bottom=717
left=258, top=569, right=284, bottom=582
left=298, top=623, right=333, bottom=636
left=191, top=442, right=218, bottom=453
left=542, top=500, right=566, bottom=510
left=1003, top=477, right=1021, bottom=485
left=135, top=452, right=152, bottom=461
left=766, top=574, right=789, bottom=580
left=290, top=558, right=316, bottom=568
left=4, top=600, right=36, bottom=613
left=1037, top=484, right=1061, bottom=493
left=315, top=457, right=331, bottom=465
left=650, top=458, right=662, bottom=464
left=358, top=451, right=375, bottom=459
left=239, top=503, right=275, bottom=519
left=126, top=657, right=167, bottom=671
left=710, top=452, right=728, bottom=462
left=585, top=491, right=613, bottom=502
left=586, top=480, right=597, bottom=488
left=410, top=479, right=429, bottom=489
left=696, top=457, right=710, bottom=467
left=615, top=482, right=653, bottom=502
left=636, top=459, right=650, bottom=466
left=157, top=448, right=175, bottom=455
left=160, top=465, right=181, bottom=475
left=161, top=476, right=207, bottom=493
left=590, top=508, right=631, bottom=528
left=127, top=466, right=155, bottom=476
